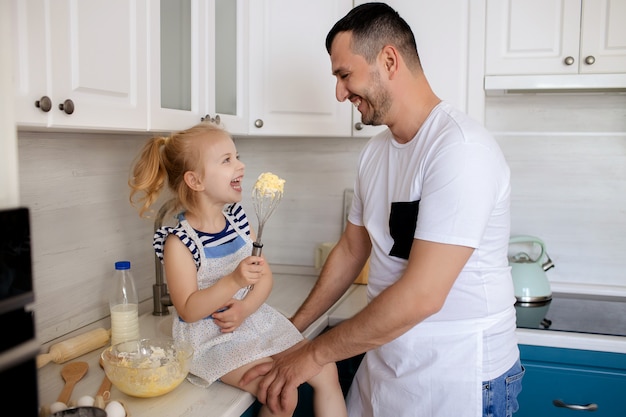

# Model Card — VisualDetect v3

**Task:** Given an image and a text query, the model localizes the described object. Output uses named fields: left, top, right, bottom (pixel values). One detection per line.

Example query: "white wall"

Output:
left=18, top=91, right=626, bottom=344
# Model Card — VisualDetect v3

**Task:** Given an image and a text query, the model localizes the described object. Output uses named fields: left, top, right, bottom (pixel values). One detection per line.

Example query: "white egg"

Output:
left=77, top=395, right=95, bottom=407
left=105, top=400, right=126, bottom=417
left=49, top=401, right=68, bottom=413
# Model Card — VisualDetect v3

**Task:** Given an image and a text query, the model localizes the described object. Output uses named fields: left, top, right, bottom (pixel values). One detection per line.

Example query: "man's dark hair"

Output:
left=325, top=2, right=421, bottom=70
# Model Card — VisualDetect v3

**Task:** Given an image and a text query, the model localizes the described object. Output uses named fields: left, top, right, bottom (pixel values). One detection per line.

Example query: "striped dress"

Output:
left=153, top=203, right=303, bottom=386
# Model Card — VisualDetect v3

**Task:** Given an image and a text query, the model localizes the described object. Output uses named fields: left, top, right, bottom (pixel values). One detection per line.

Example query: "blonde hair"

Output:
left=129, top=122, right=231, bottom=218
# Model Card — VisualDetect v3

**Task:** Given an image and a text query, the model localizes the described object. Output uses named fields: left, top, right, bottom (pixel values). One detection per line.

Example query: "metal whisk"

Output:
left=251, top=186, right=284, bottom=257
left=244, top=177, right=284, bottom=295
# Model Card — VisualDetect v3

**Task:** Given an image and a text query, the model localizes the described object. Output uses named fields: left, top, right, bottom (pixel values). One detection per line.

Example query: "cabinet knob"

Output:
left=58, top=99, right=75, bottom=115
left=254, top=119, right=264, bottom=128
left=354, top=122, right=364, bottom=131
left=552, top=399, right=598, bottom=411
left=584, top=55, right=595, bottom=65
left=35, top=96, right=52, bottom=112
left=563, top=56, right=575, bottom=66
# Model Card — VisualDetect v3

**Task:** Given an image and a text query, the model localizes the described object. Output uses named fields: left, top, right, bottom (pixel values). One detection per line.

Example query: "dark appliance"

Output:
left=515, top=292, right=626, bottom=337
left=0, top=207, right=39, bottom=415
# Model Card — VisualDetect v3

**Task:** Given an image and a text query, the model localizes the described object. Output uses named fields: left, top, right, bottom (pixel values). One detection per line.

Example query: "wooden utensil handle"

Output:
left=57, top=380, right=77, bottom=404
left=96, top=375, right=112, bottom=400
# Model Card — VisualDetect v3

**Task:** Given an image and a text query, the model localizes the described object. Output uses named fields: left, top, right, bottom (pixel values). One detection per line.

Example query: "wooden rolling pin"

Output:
left=37, top=328, right=111, bottom=368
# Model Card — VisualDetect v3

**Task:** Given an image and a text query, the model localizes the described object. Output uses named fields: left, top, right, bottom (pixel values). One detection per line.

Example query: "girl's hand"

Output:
left=232, top=256, right=265, bottom=288
left=211, top=299, right=247, bottom=332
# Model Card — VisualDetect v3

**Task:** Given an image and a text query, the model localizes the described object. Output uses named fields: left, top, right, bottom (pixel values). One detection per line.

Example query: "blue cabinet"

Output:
left=517, top=344, right=626, bottom=416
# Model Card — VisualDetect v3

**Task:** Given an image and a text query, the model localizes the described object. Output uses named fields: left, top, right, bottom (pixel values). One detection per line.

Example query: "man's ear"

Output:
left=184, top=171, right=204, bottom=191
left=380, top=45, right=399, bottom=78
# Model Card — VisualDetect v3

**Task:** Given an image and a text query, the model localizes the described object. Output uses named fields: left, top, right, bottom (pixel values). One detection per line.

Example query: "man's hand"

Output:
left=240, top=341, right=324, bottom=414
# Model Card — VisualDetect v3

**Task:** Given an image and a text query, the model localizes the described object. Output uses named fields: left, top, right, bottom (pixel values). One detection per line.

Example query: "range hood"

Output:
left=484, top=73, right=626, bottom=94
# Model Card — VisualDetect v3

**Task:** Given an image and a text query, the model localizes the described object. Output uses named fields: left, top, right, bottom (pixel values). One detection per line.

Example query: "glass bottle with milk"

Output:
left=110, top=261, right=140, bottom=346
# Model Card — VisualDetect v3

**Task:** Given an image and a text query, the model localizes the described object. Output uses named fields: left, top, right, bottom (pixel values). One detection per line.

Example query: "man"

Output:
left=242, top=3, right=523, bottom=416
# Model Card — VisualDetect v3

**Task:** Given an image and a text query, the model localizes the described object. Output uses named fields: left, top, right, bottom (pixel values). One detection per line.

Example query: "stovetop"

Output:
left=515, top=292, right=626, bottom=337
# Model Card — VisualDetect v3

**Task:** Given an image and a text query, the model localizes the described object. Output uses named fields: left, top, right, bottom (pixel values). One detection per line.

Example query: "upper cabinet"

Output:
left=247, top=0, right=353, bottom=137
left=152, top=0, right=249, bottom=134
left=11, top=0, right=488, bottom=135
left=148, top=0, right=209, bottom=132
left=353, top=0, right=486, bottom=136
left=484, top=0, right=626, bottom=90
left=12, top=0, right=149, bottom=131
left=210, top=0, right=249, bottom=135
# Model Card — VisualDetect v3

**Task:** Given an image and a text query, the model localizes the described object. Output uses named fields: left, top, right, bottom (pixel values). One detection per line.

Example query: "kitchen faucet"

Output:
left=153, top=198, right=177, bottom=316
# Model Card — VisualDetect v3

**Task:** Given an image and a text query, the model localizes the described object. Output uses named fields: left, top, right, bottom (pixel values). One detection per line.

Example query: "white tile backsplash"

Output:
left=18, top=91, right=626, bottom=343
left=485, top=92, right=626, bottom=291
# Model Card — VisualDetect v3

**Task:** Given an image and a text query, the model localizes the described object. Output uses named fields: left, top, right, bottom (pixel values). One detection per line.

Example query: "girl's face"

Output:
left=194, top=133, right=245, bottom=204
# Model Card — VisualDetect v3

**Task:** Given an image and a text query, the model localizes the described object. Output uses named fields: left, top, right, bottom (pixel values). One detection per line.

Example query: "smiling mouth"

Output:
left=351, top=97, right=362, bottom=110
left=231, top=177, right=242, bottom=190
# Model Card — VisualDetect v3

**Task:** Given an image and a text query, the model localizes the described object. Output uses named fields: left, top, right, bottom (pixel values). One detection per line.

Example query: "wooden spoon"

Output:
left=57, top=361, right=89, bottom=404
left=94, top=356, right=113, bottom=409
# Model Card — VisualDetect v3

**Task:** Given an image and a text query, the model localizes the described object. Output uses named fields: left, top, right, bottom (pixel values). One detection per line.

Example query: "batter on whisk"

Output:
left=251, top=172, right=285, bottom=257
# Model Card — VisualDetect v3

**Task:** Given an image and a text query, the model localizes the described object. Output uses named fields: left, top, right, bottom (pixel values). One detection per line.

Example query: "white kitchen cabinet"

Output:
left=12, top=0, right=149, bottom=131
left=352, top=0, right=486, bottom=137
left=247, top=0, right=353, bottom=137
left=1, top=1, right=19, bottom=208
left=210, top=0, right=249, bottom=135
left=148, top=0, right=207, bottom=132
left=485, top=0, right=626, bottom=89
left=150, top=0, right=246, bottom=133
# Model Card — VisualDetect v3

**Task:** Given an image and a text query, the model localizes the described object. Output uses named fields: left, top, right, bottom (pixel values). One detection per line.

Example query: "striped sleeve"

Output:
left=153, top=225, right=201, bottom=268
left=226, top=203, right=251, bottom=236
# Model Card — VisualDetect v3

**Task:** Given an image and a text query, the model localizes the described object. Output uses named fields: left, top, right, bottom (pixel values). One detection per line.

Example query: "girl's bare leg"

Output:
left=306, top=362, right=348, bottom=417
left=221, top=358, right=298, bottom=417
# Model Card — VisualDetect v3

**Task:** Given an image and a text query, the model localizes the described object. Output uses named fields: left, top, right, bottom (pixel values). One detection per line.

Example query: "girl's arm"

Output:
left=212, top=255, right=273, bottom=332
left=164, top=234, right=264, bottom=323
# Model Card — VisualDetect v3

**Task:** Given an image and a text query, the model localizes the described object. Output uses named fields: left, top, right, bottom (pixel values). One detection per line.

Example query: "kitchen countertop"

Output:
left=37, top=274, right=360, bottom=417
left=38, top=274, right=626, bottom=417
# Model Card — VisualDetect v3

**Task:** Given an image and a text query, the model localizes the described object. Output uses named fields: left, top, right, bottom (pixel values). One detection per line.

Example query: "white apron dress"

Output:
left=162, top=209, right=303, bottom=387
left=346, top=309, right=514, bottom=417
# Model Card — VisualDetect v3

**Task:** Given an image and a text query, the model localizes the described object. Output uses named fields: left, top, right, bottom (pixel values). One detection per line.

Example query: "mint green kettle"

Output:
left=508, top=235, right=554, bottom=303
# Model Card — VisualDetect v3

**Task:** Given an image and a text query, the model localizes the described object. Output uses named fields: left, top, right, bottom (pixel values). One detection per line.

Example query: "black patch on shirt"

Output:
left=389, top=200, right=419, bottom=260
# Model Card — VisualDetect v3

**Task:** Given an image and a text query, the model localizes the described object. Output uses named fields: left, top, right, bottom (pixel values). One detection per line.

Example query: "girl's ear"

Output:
left=184, top=171, right=204, bottom=191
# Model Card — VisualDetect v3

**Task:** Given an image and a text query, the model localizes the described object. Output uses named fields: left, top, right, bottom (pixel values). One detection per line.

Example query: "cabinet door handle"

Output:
left=35, top=96, right=52, bottom=112
left=553, top=399, right=598, bottom=411
left=354, top=122, right=363, bottom=131
left=563, top=56, right=575, bottom=66
left=254, top=119, right=264, bottom=128
left=58, top=99, right=75, bottom=115
left=584, top=55, right=595, bottom=65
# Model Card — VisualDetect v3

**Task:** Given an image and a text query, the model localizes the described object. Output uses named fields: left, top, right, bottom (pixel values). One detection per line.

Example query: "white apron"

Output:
left=346, top=309, right=513, bottom=417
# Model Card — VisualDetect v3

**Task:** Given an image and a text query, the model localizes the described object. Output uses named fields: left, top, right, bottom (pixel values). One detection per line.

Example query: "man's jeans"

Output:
left=483, top=359, right=525, bottom=417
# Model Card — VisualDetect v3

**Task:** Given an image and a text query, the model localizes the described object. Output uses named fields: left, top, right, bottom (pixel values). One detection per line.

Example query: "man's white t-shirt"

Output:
left=349, top=101, right=518, bottom=379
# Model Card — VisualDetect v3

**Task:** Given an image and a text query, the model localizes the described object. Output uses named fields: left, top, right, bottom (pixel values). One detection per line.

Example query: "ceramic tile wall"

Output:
left=18, top=131, right=159, bottom=343
left=18, top=92, right=626, bottom=343
left=486, top=93, right=626, bottom=292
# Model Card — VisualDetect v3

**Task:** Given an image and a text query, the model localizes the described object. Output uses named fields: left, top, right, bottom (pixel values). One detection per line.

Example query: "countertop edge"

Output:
left=516, top=328, right=626, bottom=354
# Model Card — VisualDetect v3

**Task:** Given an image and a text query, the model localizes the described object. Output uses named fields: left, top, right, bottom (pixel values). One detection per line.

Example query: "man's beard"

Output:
left=360, top=69, right=391, bottom=126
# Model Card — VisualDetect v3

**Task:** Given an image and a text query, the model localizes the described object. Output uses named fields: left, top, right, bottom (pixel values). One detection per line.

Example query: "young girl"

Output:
left=128, top=122, right=347, bottom=417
